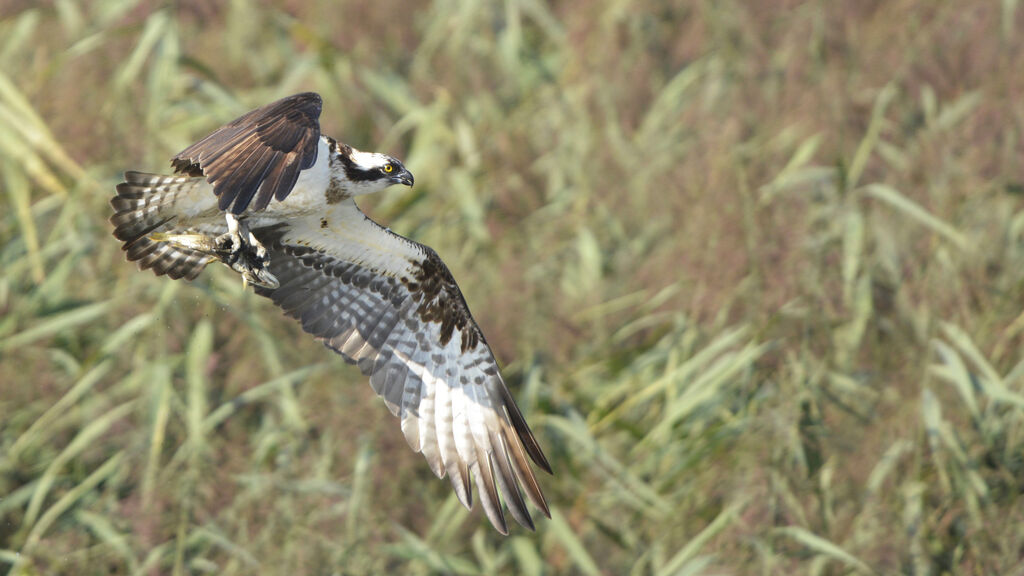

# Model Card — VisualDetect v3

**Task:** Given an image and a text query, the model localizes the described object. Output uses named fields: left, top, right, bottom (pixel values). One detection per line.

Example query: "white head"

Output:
left=331, top=142, right=414, bottom=196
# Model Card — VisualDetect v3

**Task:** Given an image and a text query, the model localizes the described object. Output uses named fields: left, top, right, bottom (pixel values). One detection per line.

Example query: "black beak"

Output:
left=392, top=169, right=414, bottom=187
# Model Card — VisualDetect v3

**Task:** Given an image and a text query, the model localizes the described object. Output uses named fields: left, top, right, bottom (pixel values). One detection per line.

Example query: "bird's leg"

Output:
left=149, top=214, right=279, bottom=289
left=214, top=213, right=279, bottom=290
left=222, top=212, right=243, bottom=253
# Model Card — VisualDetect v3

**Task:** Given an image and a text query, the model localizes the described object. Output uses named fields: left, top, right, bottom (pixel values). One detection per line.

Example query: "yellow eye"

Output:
left=383, top=164, right=394, bottom=173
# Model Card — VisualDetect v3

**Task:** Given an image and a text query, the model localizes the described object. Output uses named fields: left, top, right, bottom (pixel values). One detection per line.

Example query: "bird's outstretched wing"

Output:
left=252, top=202, right=551, bottom=534
left=171, top=92, right=323, bottom=214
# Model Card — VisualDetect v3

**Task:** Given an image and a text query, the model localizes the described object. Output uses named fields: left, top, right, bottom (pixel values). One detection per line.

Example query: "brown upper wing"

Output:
left=171, top=92, right=323, bottom=214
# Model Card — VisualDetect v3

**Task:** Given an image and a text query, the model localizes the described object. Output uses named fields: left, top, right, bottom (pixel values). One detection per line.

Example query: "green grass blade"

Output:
left=774, top=527, right=874, bottom=574
left=186, top=319, right=213, bottom=459
left=864, top=184, right=968, bottom=249
left=846, top=83, right=896, bottom=190
left=22, top=401, right=135, bottom=530
left=655, top=499, right=743, bottom=576
left=548, top=508, right=602, bottom=576
left=8, top=359, right=113, bottom=459
left=22, top=451, right=126, bottom=553
left=75, top=509, right=139, bottom=572
left=1, top=158, right=43, bottom=282
left=0, top=300, right=113, bottom=352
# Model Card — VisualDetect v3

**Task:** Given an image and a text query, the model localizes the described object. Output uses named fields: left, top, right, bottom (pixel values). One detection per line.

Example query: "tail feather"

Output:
left=111, top=171, right=213, bottom=281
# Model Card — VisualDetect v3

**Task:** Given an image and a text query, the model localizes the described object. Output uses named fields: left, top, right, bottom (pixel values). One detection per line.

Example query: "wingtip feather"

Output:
left=499, top=383, right=553, bottom=475
left=492, top=432, right=534, bottom=530
left=475, top=453, right=508, bottom=535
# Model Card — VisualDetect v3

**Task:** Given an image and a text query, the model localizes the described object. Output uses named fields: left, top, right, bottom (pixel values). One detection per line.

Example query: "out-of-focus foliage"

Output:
left=2, top=1, right=1024, bottom=574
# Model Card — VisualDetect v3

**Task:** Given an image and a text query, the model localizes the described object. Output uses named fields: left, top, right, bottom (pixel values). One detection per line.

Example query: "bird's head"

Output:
left=336, top=146, right=414, bottom=195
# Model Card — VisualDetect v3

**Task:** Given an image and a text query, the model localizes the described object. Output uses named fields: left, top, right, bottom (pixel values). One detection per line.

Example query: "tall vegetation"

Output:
left=1, top=1, right=1023, bottom=574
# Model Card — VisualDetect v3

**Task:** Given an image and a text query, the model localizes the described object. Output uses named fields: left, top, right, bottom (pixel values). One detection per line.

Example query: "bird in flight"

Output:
left=110, top=92, right=551, bottom=534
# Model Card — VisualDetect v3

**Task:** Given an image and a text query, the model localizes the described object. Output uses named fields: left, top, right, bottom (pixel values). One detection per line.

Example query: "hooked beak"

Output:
left=391, top=168, right=414, bottom=187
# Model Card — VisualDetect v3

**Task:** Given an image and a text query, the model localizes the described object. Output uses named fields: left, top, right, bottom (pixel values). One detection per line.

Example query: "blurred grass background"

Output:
left=2, top=0, right=1024, bottom=574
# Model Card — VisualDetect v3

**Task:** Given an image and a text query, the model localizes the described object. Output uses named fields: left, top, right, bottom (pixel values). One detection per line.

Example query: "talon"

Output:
left=214, top=213, right=277, bottom=290
left=242, top=268, right=279, bottom=290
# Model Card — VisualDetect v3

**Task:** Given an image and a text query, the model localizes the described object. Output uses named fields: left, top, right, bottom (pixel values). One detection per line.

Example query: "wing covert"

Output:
left=172, top=92, right=323, bottom=214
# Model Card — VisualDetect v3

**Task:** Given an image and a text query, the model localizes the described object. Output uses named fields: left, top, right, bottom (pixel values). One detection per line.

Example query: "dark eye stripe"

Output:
left=346, top=167, right=386, bottom=182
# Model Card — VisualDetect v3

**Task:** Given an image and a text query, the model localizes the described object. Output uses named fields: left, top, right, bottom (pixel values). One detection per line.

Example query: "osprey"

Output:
left=110, top=92, right=550, bottom=534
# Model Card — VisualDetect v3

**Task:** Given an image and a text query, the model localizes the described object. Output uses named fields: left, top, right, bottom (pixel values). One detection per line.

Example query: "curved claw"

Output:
left=240, top=266, right=279, bottom=290
left=218, top=215, right=278, bottom=290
